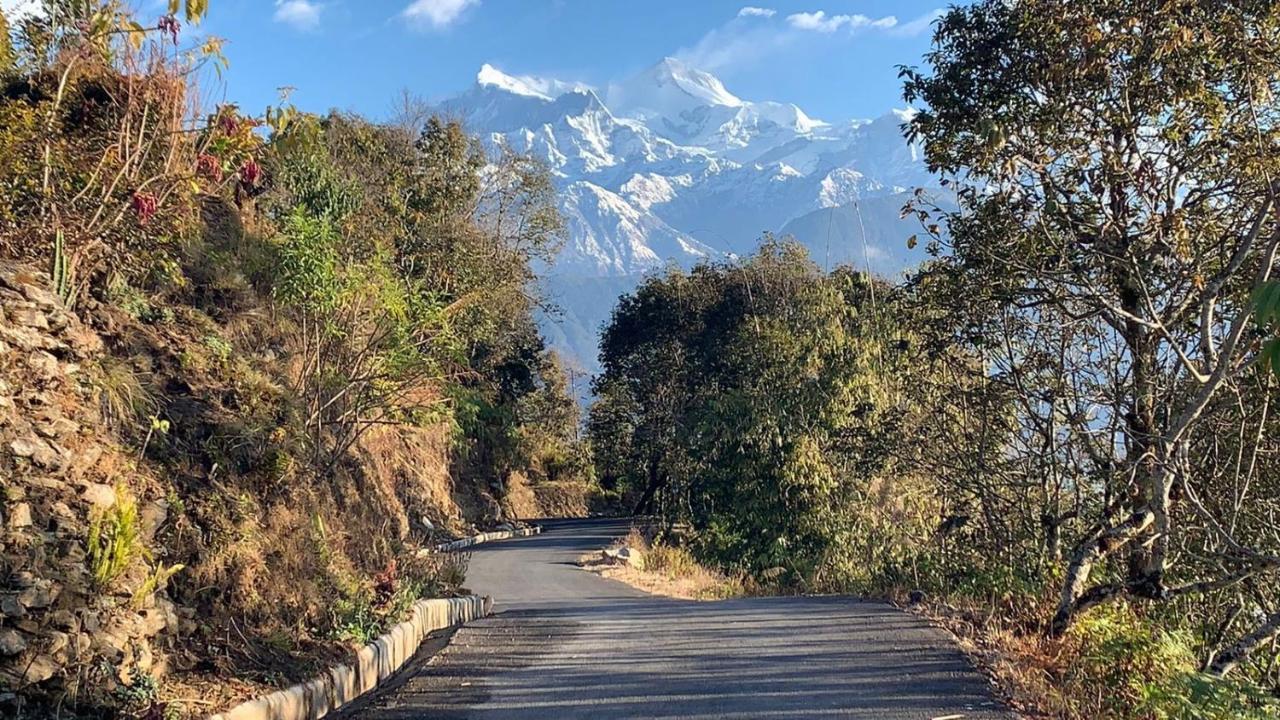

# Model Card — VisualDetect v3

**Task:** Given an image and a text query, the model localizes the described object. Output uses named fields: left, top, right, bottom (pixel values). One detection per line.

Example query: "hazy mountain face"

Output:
left=437, top=57, right=934, bottom=376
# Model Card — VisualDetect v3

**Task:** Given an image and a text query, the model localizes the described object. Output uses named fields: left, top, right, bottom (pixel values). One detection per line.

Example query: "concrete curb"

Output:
left=208, top=595, right=492, bottom=720
left=432, top=525, right=541, bottom=552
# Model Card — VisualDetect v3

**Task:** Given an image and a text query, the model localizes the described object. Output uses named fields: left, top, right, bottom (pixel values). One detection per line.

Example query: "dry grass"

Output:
left=96, top=354, right=158, bottom=430
left=898, top=593, right=1240, bottom=720
left=169, top=418, right=481, bottom=702
left=578, top=528, right=744, bottom=600
left=356, top=424, right=472, bottom=537
left=501, top=471, right=541, bottom=520
left=903, top=595, right=1062, bottom=718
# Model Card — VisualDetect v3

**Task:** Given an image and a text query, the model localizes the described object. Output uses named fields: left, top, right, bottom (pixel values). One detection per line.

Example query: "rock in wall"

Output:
left=0, top=264, right=186, bottom=708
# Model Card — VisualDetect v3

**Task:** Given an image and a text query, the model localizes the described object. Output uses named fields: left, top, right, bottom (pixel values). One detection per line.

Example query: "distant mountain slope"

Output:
left=778, top=192, right=949, bottom=278
left=434, top=58, right=935, bottom=376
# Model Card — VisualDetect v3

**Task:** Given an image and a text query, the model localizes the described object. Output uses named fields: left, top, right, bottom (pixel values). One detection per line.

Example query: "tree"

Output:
left=591, top=241, right=911, bottom=581
left=260, top=110, right=573, bottom=499
left=590, top=264, right=709, bottom=515
left=902, top=0, right=1280, bottom=661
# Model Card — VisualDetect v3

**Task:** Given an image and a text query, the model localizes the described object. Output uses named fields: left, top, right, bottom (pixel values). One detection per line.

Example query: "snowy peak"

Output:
left=608, top=57, right=743, bottom=120
left=476, top=63, right=551, bottom=100
left=475, top=63, right=593, bottom=102
left=435, top=58, right=932, bottom=377
left=649, top=57, right=743, bottom=108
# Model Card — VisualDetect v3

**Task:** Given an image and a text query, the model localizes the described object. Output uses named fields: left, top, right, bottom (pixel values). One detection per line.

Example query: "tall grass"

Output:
left=96, top=356, right=157, bottom=431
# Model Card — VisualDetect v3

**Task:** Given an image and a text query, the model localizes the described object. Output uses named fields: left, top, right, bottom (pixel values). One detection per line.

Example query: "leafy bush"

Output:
left=202, top=334, right=233, bottom=366
left=1063, top=606, right=1280, bottom=720
left=0, top=1, right=238, bottom=287
left=271, top=208, right=342, bottom=314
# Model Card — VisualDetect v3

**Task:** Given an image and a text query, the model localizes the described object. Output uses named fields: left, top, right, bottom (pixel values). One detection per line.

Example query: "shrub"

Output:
left=203, top=333, right=233, bottom=366
left=1064, top=606, right=1280, bottom=720
left=131, top=562, right=184, bottom=611
left=646, top=544, right=701, bottom=578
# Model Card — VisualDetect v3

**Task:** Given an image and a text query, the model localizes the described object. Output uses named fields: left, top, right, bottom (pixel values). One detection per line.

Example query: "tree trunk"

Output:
left=631, top=453, right=663, bottom=516
left=1118, top=270, right=1166, bottom=597
left=1050, top=508, right=1155, bottom=636
left=1209, top=613, right=1280, bottom=677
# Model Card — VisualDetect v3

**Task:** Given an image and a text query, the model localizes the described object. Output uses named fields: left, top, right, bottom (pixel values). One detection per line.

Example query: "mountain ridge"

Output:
left=435, top=59, right=934, bottom=376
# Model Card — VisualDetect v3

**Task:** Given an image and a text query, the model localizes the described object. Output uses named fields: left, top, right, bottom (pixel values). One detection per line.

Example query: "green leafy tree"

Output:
left=591, top=241, right=908, bottom=582
left=260, top=109, right=574, bottom=497
left=902, top=0, right=1280, bottom=663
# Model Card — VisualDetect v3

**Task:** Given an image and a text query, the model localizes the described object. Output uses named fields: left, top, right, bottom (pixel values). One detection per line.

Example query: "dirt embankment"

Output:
left=0, top=258, right=583, bottom=717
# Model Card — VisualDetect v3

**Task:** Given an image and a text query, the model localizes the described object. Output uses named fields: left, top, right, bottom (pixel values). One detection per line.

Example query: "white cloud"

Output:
left=677, top=5, right=916, bottom=75
left=274, top=0, right=322, bottom=30
left=786, top=10, right=897, bottom=33
left=677, top=17, right=793, bottom=72
left=891, top=8, right=944, bottom=37
left=402, top=0, right=479, bottom=29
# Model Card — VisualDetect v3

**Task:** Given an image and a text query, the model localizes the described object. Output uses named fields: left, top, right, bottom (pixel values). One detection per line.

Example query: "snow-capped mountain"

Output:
left=435, top=57, right=935, bottom=377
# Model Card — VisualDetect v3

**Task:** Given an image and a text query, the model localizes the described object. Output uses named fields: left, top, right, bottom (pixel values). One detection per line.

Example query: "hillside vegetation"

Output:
left=0, top=2, right=590, bottom=717
left=592, top=2, right=1280, bottom=718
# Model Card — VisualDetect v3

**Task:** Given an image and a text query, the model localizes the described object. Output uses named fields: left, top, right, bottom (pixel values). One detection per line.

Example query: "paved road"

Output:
left=342, top=519, right=1014, bottom=719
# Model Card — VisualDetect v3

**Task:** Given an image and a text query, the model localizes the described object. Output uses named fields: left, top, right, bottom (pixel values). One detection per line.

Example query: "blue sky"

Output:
left=180, top=0, right=948, bottom=123
left=0, top=1, right=951, bottom=120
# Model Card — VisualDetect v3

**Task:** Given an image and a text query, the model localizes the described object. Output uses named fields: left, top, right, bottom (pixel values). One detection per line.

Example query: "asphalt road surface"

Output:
left=340, top=519, right=1014, bottom=719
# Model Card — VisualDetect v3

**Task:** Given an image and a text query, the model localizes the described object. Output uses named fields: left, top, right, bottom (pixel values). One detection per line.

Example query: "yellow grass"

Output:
left=578, top=527, right=744, bottom=600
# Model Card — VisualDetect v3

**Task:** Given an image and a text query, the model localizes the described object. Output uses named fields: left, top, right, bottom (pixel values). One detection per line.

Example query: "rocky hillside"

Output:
left=0, top=5, right=593, bottom=716
left=1, top=266, right=182, bottom=699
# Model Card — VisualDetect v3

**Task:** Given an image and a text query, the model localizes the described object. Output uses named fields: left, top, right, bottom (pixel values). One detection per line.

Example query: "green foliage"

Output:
left=50, top=229, right=76, bottom=306
left=130, top=562, right=184, bottom=611
left=1251, top=280, right=1280, bottom=377
left=0, top=8, right=14, bottom=79
left=1, top=1, right=585, bottom=716
left=203, top=333, right=233, bottom=366
left=329, top=590, right=382, bottom=646
left=113, top=671, right=159, bottom=711
left=1067, top=607, right=1279, bottom=720
left=257, top=109, right=576, bottom=488
left=313, top=514, right=469, bottom=646
left=272, top=208, right=343, bottom=313
left=592, top=240, right=908, bottom=584
left=87, top=487, right=143, bottom=589
left=106, top=277, right=174, bottom=324
left=895, top=0, right=1280, bottom=706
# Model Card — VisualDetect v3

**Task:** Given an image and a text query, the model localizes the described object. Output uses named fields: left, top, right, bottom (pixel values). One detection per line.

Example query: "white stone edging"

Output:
left=432, top=525, right=541, bottom=552
left=208, top=595, right=491, bottom=720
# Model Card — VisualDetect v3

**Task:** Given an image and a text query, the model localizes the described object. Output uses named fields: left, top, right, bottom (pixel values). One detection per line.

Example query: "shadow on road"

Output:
left=341, top=518, right=1012, bottom=719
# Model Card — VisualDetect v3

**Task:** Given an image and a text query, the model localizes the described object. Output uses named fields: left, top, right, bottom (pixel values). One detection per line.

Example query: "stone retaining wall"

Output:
left=433, top=525, right=541, bottom=552
left=209, top=595, right=491, bottom=720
